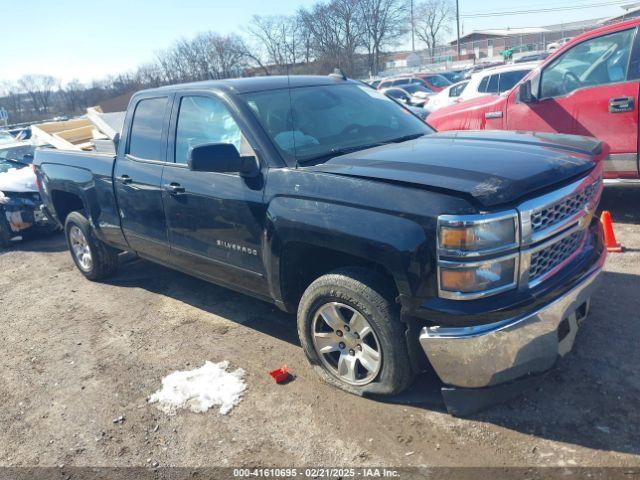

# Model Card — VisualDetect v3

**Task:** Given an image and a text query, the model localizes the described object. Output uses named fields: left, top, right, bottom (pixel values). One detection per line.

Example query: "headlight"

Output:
left=437, top=211, right=520, bottom=300
left=438, top=211, right=518, bottom=256
left=439, top=255, right=518, bottom=298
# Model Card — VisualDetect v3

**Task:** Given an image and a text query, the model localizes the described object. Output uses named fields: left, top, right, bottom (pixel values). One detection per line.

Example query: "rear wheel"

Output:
left=297, top=267, right=414, bottom=396
left=64, top=211, right=118, bottom=280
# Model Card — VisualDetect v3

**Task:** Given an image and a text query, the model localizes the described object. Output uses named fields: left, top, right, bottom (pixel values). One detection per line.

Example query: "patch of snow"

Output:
left=0, top=166, right=37, bottom=193
left=148, top=361, right=246, bottom=415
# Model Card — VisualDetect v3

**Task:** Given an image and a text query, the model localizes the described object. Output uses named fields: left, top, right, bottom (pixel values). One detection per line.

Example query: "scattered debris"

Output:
left=268, top=365, right=291, bottom=384
left=596, top=425, right=611, bottom=434
left=112, top=415, right=126, bottom=425
left=147, top=361, right=246, bottom=415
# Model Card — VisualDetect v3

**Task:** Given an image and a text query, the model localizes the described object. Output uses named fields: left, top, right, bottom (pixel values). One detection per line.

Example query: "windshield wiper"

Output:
left=298, top=142, right=386, bottom=164
left=297, top=133, right=427, bottom=164
left=381, top=132, right=427, bottom=144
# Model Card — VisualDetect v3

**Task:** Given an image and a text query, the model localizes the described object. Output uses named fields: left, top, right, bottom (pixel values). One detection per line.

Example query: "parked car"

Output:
left=440, top=70, right=465, bottom=83
left=547, top=37, right=573, bottom=52
left=514, top=51, right=550, bottom=63
left=368, top=79, right=381, bottom=89
left=428, top=18, right=640, bottom=181
left=0, top=141, right=57, bottom=247
left=378, top=73, right=452, bottom=92
left=426, top=80, right=469, bottom=111
left=34, top=75, right=606, bottom=415
left=0, top=131, right=15, bottom=145
left=402, top=73, right=452, bottom=92
left=457, top=62, right=540, bottom=103
left=462, top=61, right=505, bottom=79
left=381, top=84, right=432, bottom=107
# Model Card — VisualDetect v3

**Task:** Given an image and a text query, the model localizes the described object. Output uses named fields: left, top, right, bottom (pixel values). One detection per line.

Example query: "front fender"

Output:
left=264, top=196, right=433, bottom=304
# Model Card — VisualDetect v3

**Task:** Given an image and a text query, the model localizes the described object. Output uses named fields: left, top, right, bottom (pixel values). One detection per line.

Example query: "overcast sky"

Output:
left=0, top=0, right=632, bottom=83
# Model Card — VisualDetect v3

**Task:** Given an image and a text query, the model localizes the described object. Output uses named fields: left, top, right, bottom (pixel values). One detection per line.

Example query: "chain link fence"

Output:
left=380, top=24, right=600, bottom=76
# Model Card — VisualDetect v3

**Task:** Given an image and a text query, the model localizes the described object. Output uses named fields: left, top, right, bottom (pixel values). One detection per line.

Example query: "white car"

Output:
left=457, top=62, right=540, bottom=103
left=427, top=80, right=469, bottom=111
left=381, top=84, right=434, bottom=108
left=547, top=37, right=572, bottom=52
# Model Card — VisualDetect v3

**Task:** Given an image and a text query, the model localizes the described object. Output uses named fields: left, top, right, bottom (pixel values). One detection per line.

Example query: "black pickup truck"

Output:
left=34, top=75, right=606, bottom=414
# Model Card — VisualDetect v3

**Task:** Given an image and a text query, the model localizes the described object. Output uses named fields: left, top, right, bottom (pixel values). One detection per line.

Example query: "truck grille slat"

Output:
left=529, top=230, right=584, bottom=282
left=530, top=181, right=599, bottom=234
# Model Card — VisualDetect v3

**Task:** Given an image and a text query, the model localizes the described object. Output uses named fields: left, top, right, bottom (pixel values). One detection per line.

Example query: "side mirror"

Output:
left=188, top=143, right=260, bottom=178
left=518, top=80, right=535, bottom=104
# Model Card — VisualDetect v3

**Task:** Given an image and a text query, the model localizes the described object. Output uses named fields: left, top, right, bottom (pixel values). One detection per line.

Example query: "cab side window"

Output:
left=485, top=74, right=499, bottom=93
left=540, top=28, right=635, bottom=99
left=478, top=76, right=490, bottom=93
left=175, top=96, right=248, bottom=165
left=128, top=97, right=168, bottom=160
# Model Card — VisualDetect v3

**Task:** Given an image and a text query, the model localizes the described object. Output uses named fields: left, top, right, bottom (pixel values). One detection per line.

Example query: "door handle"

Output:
left=609, top=96, right=635, bottom=113
left=118, top=174, right=132, bottom=184
left=164, top=183, right=185, bottom=194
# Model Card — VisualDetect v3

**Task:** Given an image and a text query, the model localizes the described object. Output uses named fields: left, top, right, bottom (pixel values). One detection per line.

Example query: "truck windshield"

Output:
left=242, top=83, right=433, bottom=164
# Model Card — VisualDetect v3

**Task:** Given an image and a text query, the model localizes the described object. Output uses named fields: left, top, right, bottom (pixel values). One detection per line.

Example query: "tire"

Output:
left=64, top=211, right=118, bottom=280
left=0, top=208, right=12, bottom=248
left=297, top=267, right=414, bottom=396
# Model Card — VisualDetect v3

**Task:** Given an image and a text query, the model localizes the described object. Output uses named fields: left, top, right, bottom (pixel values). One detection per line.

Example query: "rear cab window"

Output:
left=128, top=97, right=168, bottom=160
left=498, top=70, right=529, bottom=92
left=486, top=74, right=499, bottom=93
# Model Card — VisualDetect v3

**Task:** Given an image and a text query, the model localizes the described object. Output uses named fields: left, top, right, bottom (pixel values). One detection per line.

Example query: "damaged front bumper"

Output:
left=418, top=246, right=605, bottom=414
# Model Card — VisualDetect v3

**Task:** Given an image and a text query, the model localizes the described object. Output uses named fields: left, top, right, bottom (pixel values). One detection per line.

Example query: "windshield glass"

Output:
left=242, top=83, right=432, bottom=164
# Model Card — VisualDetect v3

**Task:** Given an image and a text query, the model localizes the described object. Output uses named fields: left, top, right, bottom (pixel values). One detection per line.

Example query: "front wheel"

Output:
left=64, top=211, right=118, bottom=280
left=297, top=267, right=414, bottom=396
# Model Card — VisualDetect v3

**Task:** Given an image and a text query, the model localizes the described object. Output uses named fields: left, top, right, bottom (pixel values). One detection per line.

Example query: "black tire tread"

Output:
left=65, top=211, right=118, bottom=280
left=297, top=267, right=414, bottom=396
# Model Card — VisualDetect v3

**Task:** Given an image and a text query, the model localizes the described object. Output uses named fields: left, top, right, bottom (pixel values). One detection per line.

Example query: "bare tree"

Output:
left=300, top=0, right=366, bottom=76
left=246, top=15, right=300, bottom=73
left=359, top=0, right=409, bottom=76
left=18, top=74, right=57, bottom=113
left=59, top=79, right=87, bottom=113
left=414, top=0, right=454, bottom=59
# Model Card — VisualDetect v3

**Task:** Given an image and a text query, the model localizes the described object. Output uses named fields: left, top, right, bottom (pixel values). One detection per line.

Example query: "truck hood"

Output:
left=310, top=131, right=602, bottom=208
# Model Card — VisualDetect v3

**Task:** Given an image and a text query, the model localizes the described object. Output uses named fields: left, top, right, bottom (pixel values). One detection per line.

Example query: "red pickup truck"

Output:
left=428, top=18, right=640, bottom=182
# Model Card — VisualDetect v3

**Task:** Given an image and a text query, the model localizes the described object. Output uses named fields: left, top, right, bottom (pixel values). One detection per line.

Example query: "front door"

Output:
left=506, top=27, right=640, bottom=178
left=161, top=94, right=269, bottom=296
left=114, top=95, right=172, bottom=259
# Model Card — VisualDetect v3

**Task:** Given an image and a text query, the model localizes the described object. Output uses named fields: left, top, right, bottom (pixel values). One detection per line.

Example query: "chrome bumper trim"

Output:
left=419, top=250, right=605, bottom=388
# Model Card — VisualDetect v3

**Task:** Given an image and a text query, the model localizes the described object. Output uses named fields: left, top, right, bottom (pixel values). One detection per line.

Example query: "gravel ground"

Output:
left=0, top=186, right=639, bottom=469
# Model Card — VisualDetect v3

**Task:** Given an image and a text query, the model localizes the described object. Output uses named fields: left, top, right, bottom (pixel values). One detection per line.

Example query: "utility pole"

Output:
left=411, top=0, right=415, bottom=52
left=456, top=0, right=461, bottom=59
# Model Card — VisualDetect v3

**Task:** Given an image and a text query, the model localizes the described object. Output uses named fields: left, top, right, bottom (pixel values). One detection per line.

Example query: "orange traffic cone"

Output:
left=601, top=211, right=622, bottom=253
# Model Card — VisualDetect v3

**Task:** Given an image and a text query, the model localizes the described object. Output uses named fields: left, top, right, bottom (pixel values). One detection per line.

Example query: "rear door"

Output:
left=114, top=95, right=172, bottom=259
left=506, top=27, right=640, bottom=178
left=161, top=92, right=269, bottom=296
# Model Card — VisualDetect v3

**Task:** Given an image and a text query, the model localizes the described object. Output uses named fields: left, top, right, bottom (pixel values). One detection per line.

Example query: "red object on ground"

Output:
left=269, top=366, right=290, bottom=383
left=601, top=211, right=623, bottom=253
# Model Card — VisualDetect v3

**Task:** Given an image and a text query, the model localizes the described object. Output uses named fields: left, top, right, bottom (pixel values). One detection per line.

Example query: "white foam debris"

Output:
left=148, top=361, right=246, bottom=415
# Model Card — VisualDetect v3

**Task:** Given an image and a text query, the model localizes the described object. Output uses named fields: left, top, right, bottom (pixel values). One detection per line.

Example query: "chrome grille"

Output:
left=530, top=180, right=599, bottom=234
left=529, top=230, right=584, bottom=283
